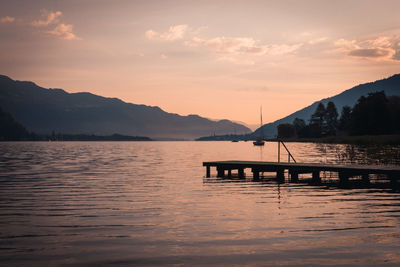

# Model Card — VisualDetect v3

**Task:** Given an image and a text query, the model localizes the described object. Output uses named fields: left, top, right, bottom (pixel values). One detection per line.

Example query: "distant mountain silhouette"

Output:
left=0, top=106, right=31, bottom=140
left=253, top=74, right=400, bottom=138
left=0, top=75, right=250, bottom=140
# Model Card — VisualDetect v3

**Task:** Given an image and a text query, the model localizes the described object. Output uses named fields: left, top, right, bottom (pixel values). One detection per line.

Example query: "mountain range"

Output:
left=253, top=74, right=400, bottom=138
left=0, top=75, right=250, bottom=140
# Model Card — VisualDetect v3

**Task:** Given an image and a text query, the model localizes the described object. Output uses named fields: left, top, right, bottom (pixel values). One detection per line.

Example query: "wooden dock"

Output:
left=203, top=160, right=400, bottom=183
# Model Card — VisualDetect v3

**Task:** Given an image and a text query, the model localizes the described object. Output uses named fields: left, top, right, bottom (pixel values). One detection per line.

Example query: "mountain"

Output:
left=253, top=74, right=400, bottom=138
left=0, top=75, right=251, bottom=140
left=0, top=106, right=31, bottom=140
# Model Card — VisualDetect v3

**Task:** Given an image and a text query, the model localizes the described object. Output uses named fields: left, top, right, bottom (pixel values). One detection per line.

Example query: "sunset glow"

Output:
left=1, top=0, right=399, bottom=126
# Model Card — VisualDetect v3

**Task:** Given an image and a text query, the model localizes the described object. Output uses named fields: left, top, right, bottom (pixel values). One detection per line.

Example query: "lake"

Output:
left=1, top=141, right=400, bottom=266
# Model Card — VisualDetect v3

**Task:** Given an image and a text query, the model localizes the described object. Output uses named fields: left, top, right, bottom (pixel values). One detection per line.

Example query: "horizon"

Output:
left=2, top=72, right=399, bottom=132
left=1, top=0, right=400, bottom=125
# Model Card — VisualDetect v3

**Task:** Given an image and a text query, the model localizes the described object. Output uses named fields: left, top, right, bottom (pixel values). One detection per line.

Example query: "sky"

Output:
left=1, top=0, right=400, bottom=127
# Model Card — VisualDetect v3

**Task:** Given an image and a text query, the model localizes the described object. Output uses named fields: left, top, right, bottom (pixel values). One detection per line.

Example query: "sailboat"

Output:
left=253, top=106, right=265, bottom=146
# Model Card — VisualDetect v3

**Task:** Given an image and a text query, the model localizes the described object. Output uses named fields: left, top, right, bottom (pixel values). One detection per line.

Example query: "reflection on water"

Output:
left=335, top=144, right=400, bottom=165
left=0, top=141, right=400, bottom=266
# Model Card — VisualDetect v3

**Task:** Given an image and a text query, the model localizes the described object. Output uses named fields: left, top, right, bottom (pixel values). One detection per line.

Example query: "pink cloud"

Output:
left=185, top=36, right=302, bottom=56
left=0, top=16, right=15, bottom=23
left=47, top=23, right=79, bottom=40
left=145, top=29, right=157, bottom=40
left=32, top=10, right=62, bottom=27
left=145, top=24, right=189, bottom=41
left=335, top=36, right=400, bottom=61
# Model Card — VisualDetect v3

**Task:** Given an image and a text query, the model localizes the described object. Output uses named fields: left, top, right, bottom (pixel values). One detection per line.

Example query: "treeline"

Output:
left=0, top=106, right=152, bottom=141
left=196, top=134, right=249, bottom=141
left=278, top=91, right=400, bottom=138
left=0, top=106, right=34, bottom=140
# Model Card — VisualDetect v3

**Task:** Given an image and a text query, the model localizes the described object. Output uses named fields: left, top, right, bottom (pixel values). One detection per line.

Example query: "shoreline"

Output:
left=269, top=135, right=400, bottom=145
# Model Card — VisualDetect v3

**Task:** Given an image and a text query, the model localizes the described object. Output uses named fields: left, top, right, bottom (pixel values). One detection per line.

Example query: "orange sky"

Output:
left=1, top=0, right=399, bottom=127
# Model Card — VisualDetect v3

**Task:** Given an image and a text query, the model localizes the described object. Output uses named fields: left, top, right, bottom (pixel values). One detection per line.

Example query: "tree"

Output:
left=388, top=96, right=400, bottom=134
left=309, top=102, right=326, bottom=137
left=277, top=123, right=296, bottom=138
left=0, top=106, right=30, bottom=140
left=338, top=106, right=351, bottom=132
left=350, top=91, right=390, bottom=135
left=293, top=117, right=306, bottom=136
left=325, top=101, right=338, bottom=136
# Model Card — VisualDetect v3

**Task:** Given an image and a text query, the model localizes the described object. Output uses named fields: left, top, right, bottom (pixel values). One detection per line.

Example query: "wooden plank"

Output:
left=203, top=160, right=400, bottom=178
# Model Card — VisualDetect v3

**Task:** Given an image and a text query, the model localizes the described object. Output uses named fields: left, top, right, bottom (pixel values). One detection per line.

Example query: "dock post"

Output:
left=206, top=166, right=210, bottom=178
left=217, top=167, right=224, bottom=178
left=339, top=172, right=349, bottom=184
left=389, top=174, right=398, bottom=187
left=290, top=171, right=299, bottom=182
left=362, top=173, right=369, bottom=184
left=312, top=171, right=320, bottom=183
left=277, top=169, right=285, bottom=183
left=252, top=169, right=260, bottom=180
left=278, top=141, right=280, bottom=163
left=238, top=168, right=245, bottom=178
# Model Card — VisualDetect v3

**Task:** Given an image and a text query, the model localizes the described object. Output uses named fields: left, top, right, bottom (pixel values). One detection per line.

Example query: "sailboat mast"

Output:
left=260, top=106, right=263, bottom=139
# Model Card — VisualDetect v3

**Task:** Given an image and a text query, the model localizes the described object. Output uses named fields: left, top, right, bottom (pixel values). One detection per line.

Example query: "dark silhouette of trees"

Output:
left=0, top=106, right=31, bottom=140
left=350, top=91, right=390, bottom=135
left=293, top=118, right=306, bottom=134
left=310, top=102, right=326, bottom=130
left=0, top=106, right=152, bottom=141
left=305, top=102, right=330, bottom=138
left=388, top=96, right=400, bottom=134
left=325, top=101, right=338, bottom=135
left=277, top=123, right=296, bottom=138
left=277, top=91, right=399, bottom=139
left=339, top=106, right=352, bottom=132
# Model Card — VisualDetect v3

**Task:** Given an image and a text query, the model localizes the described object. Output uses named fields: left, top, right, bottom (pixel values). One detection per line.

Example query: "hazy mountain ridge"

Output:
left=253, top=74, right=400, bottom=138
left=0, top=75, right=250, bottom=139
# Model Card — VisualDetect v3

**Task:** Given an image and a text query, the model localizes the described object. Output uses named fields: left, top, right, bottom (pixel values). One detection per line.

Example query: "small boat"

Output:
left=253, top=106, right=265, bottom=146
left=253, top=139, right=264, bottom=146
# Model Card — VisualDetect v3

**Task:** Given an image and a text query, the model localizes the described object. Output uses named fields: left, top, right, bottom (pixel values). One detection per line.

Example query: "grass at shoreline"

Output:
left=271, top=135, right=400, bottom=145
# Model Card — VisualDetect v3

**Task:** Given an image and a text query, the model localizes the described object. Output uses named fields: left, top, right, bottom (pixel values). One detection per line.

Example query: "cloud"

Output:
left=145, top=24, right=189, bottom=41
left=334, top=36, right=400, bottom=61
left=160, top=25, right=188, bottom=41
left=47, top=23, right=79, bottom=40
left=145, top=29, right=157, bottom=40
left=145, top=24, right=302, bottom=65
left=32, top=10, right=62, bottom=27
left=0, top=16, right=15, bottom=23
left=185, top=36, right=302, bottom=56
left=348, top=48, right=394, bottom=58
left=216, top=55, right=255, bottom=65
left=30, top=10, right=80, bottom=40
left=308, top=37, right=328, bottom=45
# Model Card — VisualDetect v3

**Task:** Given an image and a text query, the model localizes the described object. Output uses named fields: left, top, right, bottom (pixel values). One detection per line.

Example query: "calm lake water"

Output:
left=1, top=141, right=400, bottom=266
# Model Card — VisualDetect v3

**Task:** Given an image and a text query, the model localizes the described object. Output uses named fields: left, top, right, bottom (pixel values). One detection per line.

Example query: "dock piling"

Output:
left=203, top=161, right=400, bottom=185
left=238, top=168, right=245, bottom=178
left=312, top=171, right=320, bottom=183
left=252, top=169, right=260, bottom=180
left=277, top=169, right=285, bottom=182
left=206, top=166, right=210, bottom=178
left=217, top=167, right=224, bottom=178
left=339, top=172, right=349, bottom=184
left=362, top=173, right=369, bottom=184
left=290, top=171, right=299, bottom=182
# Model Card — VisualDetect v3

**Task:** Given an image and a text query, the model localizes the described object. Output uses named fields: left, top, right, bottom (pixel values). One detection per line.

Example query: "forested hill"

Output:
left=0, top=75, right=250, bottom=140
left=253, top=74, right=400, bottom=138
